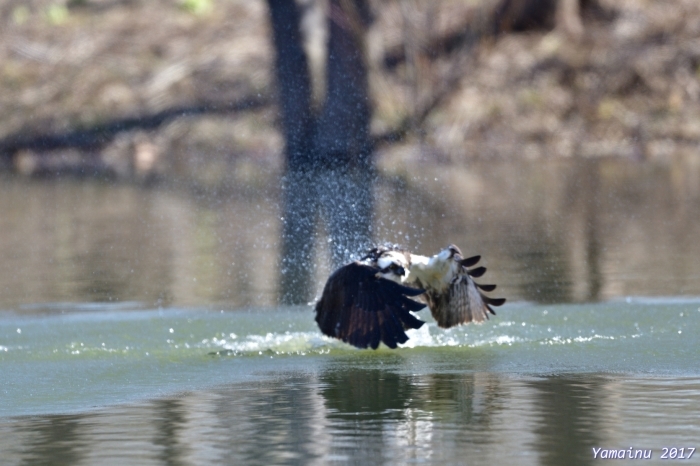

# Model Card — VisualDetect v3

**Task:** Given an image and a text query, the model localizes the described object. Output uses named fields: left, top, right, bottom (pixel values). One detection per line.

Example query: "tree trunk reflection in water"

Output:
left=499, top=158, right=608, bottom=303
left=577, top=159, right=602, bottom=301
left=529, top=376, right=604, bottom=466
left=16, top=415, right=84, bottom=466
left=153, top=399, right=190, bottom=466
left=268, top=0, right=374, bottom=305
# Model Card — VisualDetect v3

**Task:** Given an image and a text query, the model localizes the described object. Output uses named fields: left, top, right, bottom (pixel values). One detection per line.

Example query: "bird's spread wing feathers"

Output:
left=422, top=255, right=506, bottom=329
left=314, top=262, right=426, bottom=349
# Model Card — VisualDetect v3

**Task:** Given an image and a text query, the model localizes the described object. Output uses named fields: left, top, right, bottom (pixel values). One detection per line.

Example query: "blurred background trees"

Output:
left=2, top=0, right=698, bottom=180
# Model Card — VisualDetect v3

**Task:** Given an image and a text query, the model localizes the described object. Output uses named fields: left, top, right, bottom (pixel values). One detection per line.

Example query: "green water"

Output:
left=1, top=158, right=700, bottom=464
left=1, top=300, right=699, bottom=464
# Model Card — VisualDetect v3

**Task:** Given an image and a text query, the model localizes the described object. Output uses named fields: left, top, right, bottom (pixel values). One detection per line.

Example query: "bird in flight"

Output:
left=314, top=244, right=505, bottom=349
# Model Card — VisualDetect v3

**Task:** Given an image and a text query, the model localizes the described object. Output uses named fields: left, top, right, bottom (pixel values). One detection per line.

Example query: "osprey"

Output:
left=315, top=244, right=506, bottom=349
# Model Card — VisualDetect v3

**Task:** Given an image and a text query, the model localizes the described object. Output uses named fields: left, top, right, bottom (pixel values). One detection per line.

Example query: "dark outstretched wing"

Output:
left=315, top=262, right=426, bottom=349
left=425, top=256, right=506, bottom=329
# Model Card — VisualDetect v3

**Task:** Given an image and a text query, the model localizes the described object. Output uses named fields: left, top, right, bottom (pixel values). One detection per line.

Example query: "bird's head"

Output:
left=437, top=244, right=462, bottom=262
left=361, top=243, right=404, bottom=262
left=375, top=250, right=409, bottom=283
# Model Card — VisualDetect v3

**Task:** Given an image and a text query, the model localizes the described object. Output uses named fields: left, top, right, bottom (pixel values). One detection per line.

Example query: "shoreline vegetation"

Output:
left=0, top=0, right=699, bottom=191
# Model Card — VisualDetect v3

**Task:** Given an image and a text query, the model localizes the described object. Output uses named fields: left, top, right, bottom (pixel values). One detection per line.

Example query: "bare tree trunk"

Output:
left=556, top=0, right=584, bottom=39
left=267, top=0, right=374, bottom=305
left=267, top=0, right=317, bottom=305
left=315, top=0, right=374, bottom=268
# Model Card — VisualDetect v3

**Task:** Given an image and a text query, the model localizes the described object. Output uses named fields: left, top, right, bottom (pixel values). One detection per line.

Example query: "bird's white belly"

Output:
left=408, top=258, right=452, bottom=290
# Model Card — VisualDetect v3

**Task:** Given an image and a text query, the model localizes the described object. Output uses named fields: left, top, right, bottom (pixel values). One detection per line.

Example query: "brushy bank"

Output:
left=1, top=0, right=698, bottom=190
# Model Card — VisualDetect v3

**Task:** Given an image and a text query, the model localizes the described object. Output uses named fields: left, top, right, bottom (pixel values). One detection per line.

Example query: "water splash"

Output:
left=207, top=321, right=527, bottom=355
left=210, top=330, right=344, bottom=356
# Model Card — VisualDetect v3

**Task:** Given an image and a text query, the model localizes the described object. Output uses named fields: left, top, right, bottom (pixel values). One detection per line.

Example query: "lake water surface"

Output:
left=1, top=157, right=700, bottom=465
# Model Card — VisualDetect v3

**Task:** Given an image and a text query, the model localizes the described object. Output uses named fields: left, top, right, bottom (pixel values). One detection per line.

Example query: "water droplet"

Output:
left=16, top=328, right=21, bottom=334
left=169, top=328, right=174, bottom=333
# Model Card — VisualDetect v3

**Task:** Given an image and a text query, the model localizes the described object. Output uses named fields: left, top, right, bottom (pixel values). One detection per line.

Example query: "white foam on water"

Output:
left=399, top=323, right=520, bottom=349
left=399, top=325, right=436, bottom=348
left=210, top=323, right=503, bottom=354
left=470, top=334, right=522, bottom=347
left=213, top=331, right=348, bottom=355
left=571, top=334, right=616, bottom=343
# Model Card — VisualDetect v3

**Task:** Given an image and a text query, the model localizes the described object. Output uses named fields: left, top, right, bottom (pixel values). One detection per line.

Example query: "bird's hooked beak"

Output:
left=437, top=245, right=459, bottom=261
left=447, top=244, right=462, bottom=258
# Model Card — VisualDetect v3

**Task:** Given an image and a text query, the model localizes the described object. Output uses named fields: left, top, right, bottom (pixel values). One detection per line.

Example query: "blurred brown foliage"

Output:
left=0, top=0, right=698, bottom=185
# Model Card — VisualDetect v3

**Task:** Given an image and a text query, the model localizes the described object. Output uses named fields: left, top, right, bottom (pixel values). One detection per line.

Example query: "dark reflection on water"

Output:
left=152, top=399, right=190, bottom=466
left=16, top=415, right=85, bottom=466
left=319, top=366, right=504, bottom=464
left=213, top=375, right=329, bottom=464
left=529, top=376, right=604, bottom=466
left=5, top=371, right=699, bottom=465
left=323, top=369, right=412, bottom=418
